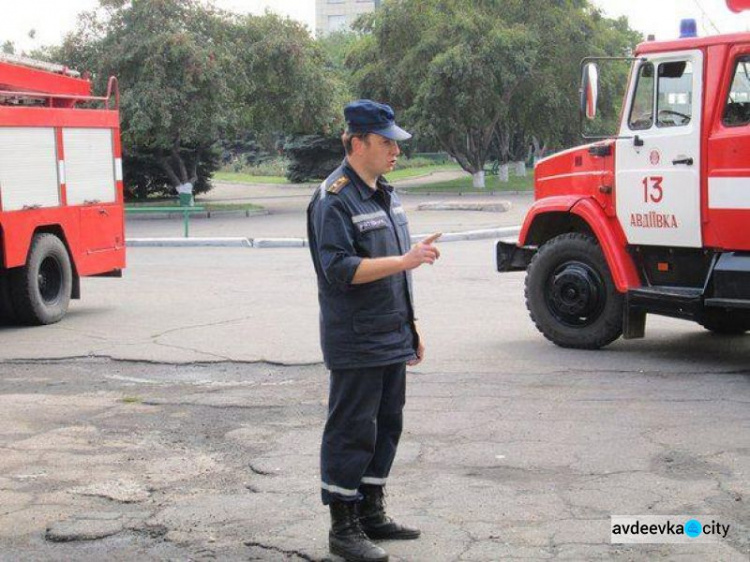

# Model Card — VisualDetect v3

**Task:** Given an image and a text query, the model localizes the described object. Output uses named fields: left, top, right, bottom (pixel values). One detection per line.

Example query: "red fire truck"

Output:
left=0, top=54, right=124, bottom=325
left=497, top=12, right=750, bottom=348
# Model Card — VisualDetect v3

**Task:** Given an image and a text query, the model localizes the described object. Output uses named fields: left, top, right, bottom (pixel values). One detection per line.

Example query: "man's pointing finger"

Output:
left=421, top=232, right=442, bottom=245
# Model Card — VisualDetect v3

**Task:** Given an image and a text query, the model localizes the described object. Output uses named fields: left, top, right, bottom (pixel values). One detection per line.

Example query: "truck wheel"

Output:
left=525, top=233, right=623, bottom=349
left=9, top=234, right=72, bottom=325
left=699, top=310, right=750, bottom=335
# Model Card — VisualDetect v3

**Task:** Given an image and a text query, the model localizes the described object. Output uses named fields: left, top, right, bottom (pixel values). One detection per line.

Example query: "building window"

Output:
left=328, top=15, right=348, bottom=31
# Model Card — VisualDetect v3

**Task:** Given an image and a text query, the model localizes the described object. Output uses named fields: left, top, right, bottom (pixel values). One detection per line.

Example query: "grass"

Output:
left=126, top=200, right=263, bottom=212
left=385, top=163, right=462, bottom=181
left=119, top=396, right=143, bottom=404
left=214, top=172, right=289, bottom=184
left=399, top=172, right=534, bottom=193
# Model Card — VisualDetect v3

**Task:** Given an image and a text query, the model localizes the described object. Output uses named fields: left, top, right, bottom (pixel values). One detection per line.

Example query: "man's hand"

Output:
left=406, top=338, right=424, bottom=366
left=351, top=233, right=442, bottom=284
left=407, top=322, right=424, bottom=366
left=402, top=233, right=442, bottom=270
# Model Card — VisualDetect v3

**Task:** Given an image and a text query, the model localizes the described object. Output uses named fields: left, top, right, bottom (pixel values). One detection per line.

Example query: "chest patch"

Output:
left=352, top=210, right=389, bottom=233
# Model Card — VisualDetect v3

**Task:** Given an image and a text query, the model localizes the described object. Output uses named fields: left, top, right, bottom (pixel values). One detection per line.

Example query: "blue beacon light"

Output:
left=680, top=18, right=698, bottom=38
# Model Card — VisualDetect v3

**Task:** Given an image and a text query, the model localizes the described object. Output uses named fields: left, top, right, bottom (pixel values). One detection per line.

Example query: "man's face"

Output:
left=356, top=134, right=401, bottom=176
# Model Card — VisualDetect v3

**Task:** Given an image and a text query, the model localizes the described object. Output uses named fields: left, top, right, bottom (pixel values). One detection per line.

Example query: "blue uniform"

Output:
left=307, top=159, right=419, bottom=504
left=307, top=160, right=418, bottom=370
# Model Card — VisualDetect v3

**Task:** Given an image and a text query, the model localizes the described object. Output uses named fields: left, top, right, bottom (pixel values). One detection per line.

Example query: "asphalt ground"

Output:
left=0, top=238, right=748, bottom=561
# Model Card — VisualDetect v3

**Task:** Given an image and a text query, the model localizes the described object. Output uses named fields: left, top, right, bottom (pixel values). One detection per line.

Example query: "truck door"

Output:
left=705, top=49, right=750, bottom=251
left=615, top=50, right=703, bottom=248
left=63, top=127, right=121, bottom=253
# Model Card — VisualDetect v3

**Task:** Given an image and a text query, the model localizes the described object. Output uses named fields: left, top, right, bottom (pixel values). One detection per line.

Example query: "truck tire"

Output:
left=9, top=234, right=72, bottom=325
left=525, top=233, right=623, bottom=349
left=699, top=310, right=750, bottom=335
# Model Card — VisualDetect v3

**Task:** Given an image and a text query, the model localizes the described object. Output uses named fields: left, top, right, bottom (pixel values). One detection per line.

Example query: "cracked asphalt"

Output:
left=0, top=231, right=748, bottom=560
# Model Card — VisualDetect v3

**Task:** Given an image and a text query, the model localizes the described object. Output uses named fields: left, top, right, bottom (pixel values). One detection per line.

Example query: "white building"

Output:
left=316, top=0, right=381, bottom=36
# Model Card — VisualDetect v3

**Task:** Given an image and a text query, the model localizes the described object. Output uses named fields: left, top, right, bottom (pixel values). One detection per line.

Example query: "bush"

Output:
left=283, top=135, right=344, bottom=183
left=222, top=157, right=289, bottom=177
left=123, top=146, right=221, bottom=201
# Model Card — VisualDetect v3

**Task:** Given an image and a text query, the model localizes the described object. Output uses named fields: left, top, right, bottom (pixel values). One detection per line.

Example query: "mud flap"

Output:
left=496, top=239, right=536, bottom=272
left=623, top=301, right=646, bottom=339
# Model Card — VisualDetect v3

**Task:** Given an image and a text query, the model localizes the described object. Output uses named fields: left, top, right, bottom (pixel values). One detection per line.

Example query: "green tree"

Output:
left=347, top=0, right=639, bottom=186
left=348, top=0, right=536, bottom=187
left=504, top=1, right=640, bottom=159
left=54, top=0, right=343, bottom=198
left=317, top=30, right=359, bottom=97
left=230, top=12, right=345, bottom=137
left=56, top=0, right=242, bottom=196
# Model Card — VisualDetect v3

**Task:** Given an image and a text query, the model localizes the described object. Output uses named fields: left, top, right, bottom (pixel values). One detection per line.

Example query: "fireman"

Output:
left=306, top=99, right=441, bottom=561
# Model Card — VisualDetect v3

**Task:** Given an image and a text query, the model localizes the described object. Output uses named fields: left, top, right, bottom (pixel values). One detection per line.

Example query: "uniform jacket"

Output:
left=307, top=160, right=418, bottom=370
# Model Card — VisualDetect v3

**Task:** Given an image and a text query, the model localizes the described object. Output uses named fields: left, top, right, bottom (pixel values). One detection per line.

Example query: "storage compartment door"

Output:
left=0, top=127, right=60, bottom=211
left=63, top=128, right=116, bottom=205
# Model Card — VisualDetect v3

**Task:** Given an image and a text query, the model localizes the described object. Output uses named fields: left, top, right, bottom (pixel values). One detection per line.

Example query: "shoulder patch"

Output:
left=326, top=176, right=350, bottom=194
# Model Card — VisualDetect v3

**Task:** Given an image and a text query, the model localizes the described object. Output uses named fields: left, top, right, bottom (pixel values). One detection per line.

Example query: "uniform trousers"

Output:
left=320, top=362, right=406, bottom=505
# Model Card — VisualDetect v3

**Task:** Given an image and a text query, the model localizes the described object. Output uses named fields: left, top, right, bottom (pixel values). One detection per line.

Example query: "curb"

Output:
left=127, top=237, right=253, bottom=247
left=396, top=190, right=531, bottom=196
left=126, top=227, right=521, bottom=248
left=125, top=209, right=268, bottom=220
left=416, top=201, right=512, bottom=212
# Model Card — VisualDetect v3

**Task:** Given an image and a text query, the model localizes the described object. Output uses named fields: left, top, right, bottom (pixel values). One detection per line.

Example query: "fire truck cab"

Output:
left=497, top=19, right=750, bottom=348
left=0, top=54, right=124, bottom=325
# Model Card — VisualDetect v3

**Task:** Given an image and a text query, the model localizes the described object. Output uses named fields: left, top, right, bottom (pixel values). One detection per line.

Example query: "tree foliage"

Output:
left=284, top=135, right=345, bottom=183
left=347, top=0, right=640, bottom=185
left=504, top=0, right=641, bottom=154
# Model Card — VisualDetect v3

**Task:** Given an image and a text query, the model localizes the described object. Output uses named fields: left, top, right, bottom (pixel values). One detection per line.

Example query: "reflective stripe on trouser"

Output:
left=321, top=362, right=406, bottom=505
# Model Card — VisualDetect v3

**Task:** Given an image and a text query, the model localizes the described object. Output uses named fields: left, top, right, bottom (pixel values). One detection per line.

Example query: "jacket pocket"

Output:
left=353, top=311, right=403, bottom=334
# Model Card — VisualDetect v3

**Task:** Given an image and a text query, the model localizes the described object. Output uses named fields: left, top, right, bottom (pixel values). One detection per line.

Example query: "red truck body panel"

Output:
left=529, top=31, right=750, bottom=289
left=0, top=58, right=125, bottom=277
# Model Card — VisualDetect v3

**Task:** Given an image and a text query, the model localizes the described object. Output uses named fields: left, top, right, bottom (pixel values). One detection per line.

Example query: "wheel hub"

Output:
left=547, top=262, right=604, bottom=325
left=38, top=256, right=63, bottom=305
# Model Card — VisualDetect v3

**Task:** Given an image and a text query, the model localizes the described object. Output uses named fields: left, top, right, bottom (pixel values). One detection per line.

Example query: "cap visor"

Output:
left=372, top=124, right=412, bottom=141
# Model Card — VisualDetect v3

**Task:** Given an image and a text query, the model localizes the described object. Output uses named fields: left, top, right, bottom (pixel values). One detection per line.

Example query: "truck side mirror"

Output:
left=580, top=63, right=599, bottom=120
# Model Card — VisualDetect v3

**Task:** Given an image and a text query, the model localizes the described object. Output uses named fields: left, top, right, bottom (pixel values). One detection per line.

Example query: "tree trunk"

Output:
left=514, top=161, right=526, bottom=177
left=531, top=136, right=547, bottom=165
left=159, top=142, right=200, bottom=192
left=498, top=164, right=509, bottom=183
left=158, top=154, right=182, bottom=188
left=472, top=171, right=485, bottom=188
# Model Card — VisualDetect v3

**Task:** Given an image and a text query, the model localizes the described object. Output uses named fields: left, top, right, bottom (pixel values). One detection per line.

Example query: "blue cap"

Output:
left=344, top=99, right=412, bottom=141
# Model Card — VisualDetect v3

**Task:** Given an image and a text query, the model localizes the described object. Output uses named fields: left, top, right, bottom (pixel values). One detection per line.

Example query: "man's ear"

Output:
left=352, top=134, right=369, bottom=154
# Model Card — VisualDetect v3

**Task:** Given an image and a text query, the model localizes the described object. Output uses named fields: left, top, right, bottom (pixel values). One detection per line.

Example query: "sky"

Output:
left=2, top=0, right=750, bottom=52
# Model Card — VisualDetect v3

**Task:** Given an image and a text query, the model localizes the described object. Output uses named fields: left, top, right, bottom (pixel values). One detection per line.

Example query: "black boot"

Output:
left=329, top=501, right=389, bottom=562
left=359, top=485, right=421, bottom=541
